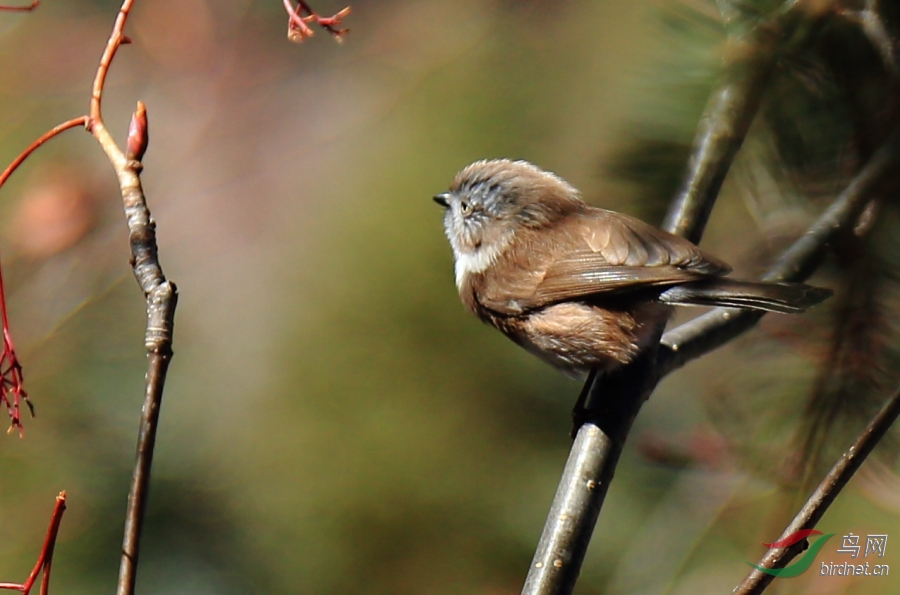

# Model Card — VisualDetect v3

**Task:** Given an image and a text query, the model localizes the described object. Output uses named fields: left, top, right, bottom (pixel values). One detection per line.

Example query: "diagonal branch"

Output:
left=734, top=384, right=900, bottom=595
left=663, top=0, right=836, bottom=243
left=0, top=117, right=87, bottom=432
left=661, top=8, right=780, bottom=243
left=0, top=492, right=67, bottom=595
left=657, top=128, right=900, bottom=377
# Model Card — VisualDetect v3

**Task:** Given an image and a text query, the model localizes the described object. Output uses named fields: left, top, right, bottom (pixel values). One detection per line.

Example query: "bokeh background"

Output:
left=0, top=0, right=898, bottom=594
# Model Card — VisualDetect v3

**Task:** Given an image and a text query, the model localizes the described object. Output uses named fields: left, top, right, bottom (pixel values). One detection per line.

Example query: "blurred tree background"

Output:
left=0, top=1, right=898, bottom=594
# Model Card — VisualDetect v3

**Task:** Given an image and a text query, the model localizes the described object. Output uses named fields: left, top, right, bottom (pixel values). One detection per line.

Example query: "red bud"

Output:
left=126, top=100, right=148, bottom=161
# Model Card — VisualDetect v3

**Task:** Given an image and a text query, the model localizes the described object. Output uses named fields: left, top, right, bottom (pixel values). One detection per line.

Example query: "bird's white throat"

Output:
left=452, top=235, right=512, bottom=290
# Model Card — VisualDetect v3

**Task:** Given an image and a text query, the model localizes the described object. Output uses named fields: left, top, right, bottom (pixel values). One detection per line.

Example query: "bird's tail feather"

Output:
left=658, top=279, right=832, bottom=314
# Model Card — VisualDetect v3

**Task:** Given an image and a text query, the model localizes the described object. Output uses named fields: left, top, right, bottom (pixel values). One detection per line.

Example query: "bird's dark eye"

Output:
left=461, top=201, right=471, bottom=215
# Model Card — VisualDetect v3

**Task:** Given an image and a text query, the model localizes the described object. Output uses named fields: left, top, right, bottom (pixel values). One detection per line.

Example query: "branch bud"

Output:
left=125, top=101, right=148, bottom=162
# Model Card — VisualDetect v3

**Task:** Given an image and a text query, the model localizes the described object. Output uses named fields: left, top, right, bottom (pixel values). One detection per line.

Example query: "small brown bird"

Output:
left=434, top=159, right=831, bottom=377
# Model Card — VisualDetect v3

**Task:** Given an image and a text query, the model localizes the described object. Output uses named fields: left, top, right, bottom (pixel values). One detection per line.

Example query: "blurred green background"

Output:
left=0, top=1, right=897, bottom=594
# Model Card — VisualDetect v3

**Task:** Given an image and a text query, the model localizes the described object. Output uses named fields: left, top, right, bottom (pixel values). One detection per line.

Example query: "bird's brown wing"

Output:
left=478, top=209, right=731, bottom=314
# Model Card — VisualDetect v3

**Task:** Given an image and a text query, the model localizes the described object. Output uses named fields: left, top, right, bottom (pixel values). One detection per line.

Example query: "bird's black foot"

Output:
left=571, top=368, right=598, bottom=438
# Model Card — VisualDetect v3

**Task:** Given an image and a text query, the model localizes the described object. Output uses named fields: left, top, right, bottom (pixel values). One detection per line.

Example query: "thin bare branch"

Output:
left=90, top=0, right=134, bottom=125
left=0, top=1, right=37, bottom=12
left=662, top=22, right=777, bottom=242
left=658, top=128, right=900, bottom=376
left=838, top=0, right=898, bottom=78
left=283, top=0, right=350, bottom=43
left=734, top=385, right=900, bottom=594
left=83, top=3, right=178, bottom=595
left=0, top=492, right=67, bottom=595
left=0, top=118, right=89, bottom=432
left=0, top=118, right=89, bottom=193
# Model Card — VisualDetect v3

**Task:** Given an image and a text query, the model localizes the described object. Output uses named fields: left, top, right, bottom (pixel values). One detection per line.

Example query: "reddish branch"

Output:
left=282, top=0, right=350, bottom=43
left=0, top=119, right=88, bottom=433
left=0, top=118, right=88, bottom=190
left=0, top=492, right=67, bottom=595
left=0, top=1, right=37, bottom=12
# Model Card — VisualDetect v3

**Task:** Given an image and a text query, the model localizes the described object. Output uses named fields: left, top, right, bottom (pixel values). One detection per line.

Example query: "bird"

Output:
left=433, top=158, right=831, bottom=377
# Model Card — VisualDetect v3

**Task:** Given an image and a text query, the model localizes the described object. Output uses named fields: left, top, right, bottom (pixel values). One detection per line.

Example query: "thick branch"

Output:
left=663, top=0, right=834, bottom=242
left=662, top=23, right=778, bottom=242
left=521, top=4, right=840, bottom=595
left=521, top=353, right=656, bottom=595
left=734, top=385, right=900, bottom=594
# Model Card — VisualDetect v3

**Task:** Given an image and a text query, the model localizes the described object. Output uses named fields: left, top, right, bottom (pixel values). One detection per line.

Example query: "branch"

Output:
left=82, top=4, right=178, bottom=595
left=0, top=492, right=67, bottom=595
left=657, top=128, right=900, bottom=376
left=282, top=0, right=350, bottom=43
left=0, top=118, right=88, bottom=432
left=0, top=1, right=37, bottom=12
left=838, top=0, right=899, bottom=78
left=522, top=352, right=658, bottom=595
left=520, top=4, right=837, bottom=595
left=662, top=0, right=836, bottom=242
left=0, top=118, right=89, bottom=191
left=734, top=384, right=900, bottom=594
left=661, top=8, right=779, bottom=242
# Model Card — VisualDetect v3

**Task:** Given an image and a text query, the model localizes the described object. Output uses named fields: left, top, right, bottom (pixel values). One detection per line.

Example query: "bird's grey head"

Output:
left=433, top=159, right=580, bottom=258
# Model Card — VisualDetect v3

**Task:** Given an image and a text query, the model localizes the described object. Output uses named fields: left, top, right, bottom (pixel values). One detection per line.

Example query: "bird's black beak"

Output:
left=433, top=193, right=450, bottom=208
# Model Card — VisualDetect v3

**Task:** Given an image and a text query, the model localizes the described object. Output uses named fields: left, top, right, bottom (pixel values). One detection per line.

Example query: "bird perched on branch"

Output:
left=434, top=159, right=832, bottom=377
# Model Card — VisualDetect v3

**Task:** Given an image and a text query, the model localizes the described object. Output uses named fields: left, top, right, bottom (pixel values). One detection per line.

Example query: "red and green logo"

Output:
left=747, top=530, right=834, bottom=578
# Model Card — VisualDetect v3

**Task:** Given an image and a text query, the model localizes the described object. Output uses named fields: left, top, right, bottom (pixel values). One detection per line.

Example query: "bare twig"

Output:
left=81, top=3, right=178, bottom=595
left=0, top=1, right=37, bottom=12
left=0, top=492, right=67, bottom=595
left=734, top=385, right=900, bottom=595
left=0, top=118, right=89, bottom=432
left=0, top=118, right=89, bottom=190
left=282, top=0, right=350, bottom=43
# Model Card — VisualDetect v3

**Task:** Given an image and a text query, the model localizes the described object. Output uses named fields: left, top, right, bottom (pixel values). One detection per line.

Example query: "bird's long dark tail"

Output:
left=658, top=279, right=832, bottom=314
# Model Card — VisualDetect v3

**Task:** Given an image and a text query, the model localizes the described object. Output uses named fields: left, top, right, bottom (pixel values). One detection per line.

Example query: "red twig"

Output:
left=90, top=0, right=134, bottom=124
left=0, top=118, right=88, bottom=191
left=0, top=1, right=37, bottom=12
left=282, top=0, right=350, bottom=43
left=0, top=492, right=67, bottom=595
left=0, top=116, right=87, bottom=433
